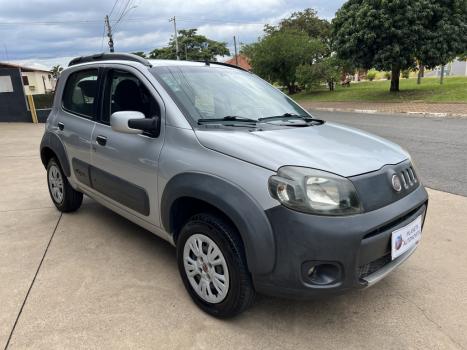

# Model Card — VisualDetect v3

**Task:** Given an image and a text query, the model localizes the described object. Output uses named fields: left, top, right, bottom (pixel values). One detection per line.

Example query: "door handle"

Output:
left=96, top=135, right=107, bottom=146
left=58, top=122, right=64, bottom=131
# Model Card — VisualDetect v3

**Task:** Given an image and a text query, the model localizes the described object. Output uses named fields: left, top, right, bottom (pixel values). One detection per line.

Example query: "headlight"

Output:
left=268, top=167, right=362, bottom=216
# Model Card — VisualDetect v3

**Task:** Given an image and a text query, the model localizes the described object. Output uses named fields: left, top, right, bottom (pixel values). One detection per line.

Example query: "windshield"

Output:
left=151, top=65, right=309, bottom=123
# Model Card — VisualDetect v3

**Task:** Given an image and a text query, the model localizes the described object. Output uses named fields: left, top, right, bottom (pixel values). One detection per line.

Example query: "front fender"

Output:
left=161, top=172, right=276, bottom=275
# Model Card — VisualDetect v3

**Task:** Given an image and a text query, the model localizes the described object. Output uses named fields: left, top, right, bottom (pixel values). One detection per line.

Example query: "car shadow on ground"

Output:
left=75, top=198, right=394, bottom=318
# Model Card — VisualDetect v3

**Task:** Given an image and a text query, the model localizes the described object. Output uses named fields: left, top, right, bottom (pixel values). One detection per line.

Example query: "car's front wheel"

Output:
left=47, top=158, right=83, bottom=212
left=177, top=213, right=255, bottom=318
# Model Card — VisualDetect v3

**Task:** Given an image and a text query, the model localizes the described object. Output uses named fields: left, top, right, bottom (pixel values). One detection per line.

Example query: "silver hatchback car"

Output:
left=40, top=53, right=428, bottom=318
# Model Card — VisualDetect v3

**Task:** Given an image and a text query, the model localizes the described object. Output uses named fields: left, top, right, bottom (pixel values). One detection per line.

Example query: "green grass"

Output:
left=293, top=77, right=467, bottom=103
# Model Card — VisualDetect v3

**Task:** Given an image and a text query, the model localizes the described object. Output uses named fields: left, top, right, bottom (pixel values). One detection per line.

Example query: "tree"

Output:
left=333, top=0, right=467, bottom=92
left=51, top=65, right=63, bottom=79
left=244, top=29, right=327, bottom=93
left=333, top=0, right=431, bottom=92
left=148, top=29, right=230, bottom=61
left=416, top=0, right=467, bottom=84
left=296, top=56, right=344, bottom=91
left=267, top=8, right=332, bottom=42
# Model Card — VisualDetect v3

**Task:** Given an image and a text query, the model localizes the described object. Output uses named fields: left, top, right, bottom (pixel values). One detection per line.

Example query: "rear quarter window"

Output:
left=62, top=69, right=98, bottom=119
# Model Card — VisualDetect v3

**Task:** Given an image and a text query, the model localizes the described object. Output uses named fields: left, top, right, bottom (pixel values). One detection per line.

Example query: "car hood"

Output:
left=194, top=122, right=409, bottom=177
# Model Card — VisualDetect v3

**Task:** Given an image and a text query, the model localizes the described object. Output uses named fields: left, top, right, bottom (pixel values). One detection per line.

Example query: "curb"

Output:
left=309, top=107, right=467, bottom=118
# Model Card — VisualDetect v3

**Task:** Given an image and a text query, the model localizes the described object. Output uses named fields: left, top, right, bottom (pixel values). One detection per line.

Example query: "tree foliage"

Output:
left=51, top=64, right=63, bottom=78
left=243, top=30, right=327, bottom=93
left=266, top=8, right=332, bottom=42
left=148, top=29, right=229, bottom=61
left=417, top=0, right=467, bottom=68
left=332, top=0, right=467, bottom=92
left=244, top=8, right=335, bottom=94
left=296, top=56, right=345, bottom=91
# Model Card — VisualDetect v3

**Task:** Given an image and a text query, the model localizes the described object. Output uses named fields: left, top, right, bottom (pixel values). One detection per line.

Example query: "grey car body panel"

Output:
left=160, top=172, right=275, bottom=274
left=72, top=158, right=150, bottom=216
left=195, top=122, right=409, bottom=177
left=40, top=131, right=71, bottom=176
left=40, top=56, right=429, bottom=299
left=157, top=125, right=279, bottom=214
left=90, top=63, right=166, bottom=226
left=48, top=65, right=97, bottom=189
left=256, top=185, right=428, bottom=298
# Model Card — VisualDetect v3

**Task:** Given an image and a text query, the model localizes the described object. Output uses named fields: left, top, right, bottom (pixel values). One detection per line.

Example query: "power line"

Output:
left=100, top=22, right=106, bottom=50
left=108, top=0, right=120, bottom=18
left=0, top=16, right=269, bottom=27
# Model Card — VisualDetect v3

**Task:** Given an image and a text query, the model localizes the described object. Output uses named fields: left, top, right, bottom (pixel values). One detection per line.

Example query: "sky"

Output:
left=0, top=0, right=345, bottom=70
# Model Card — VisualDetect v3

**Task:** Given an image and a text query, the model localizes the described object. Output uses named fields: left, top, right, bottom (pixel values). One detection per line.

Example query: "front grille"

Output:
left=350, top=160, right=420, bottom=212
left=358, top=254, right=392, bottom=279
left=363, top=203, right=425, bottom=240
left=400, top=165, right=418, bottom=190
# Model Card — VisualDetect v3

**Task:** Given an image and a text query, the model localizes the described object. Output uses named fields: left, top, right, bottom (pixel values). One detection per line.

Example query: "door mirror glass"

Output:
left=110, top=111, right=145, bottom=134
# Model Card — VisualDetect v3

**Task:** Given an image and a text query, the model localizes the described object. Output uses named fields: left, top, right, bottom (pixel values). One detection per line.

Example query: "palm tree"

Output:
left=51, top=65, right=63, bottom=78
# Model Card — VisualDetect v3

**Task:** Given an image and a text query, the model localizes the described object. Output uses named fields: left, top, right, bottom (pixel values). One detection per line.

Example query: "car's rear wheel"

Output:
left=177, top=213, right=255, bottom=318
left=47, top=158, right=83, bottom=212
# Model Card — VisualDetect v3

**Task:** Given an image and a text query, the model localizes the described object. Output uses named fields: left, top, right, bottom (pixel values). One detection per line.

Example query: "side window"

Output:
left=102, top=70, right=160, bottom=124
left=62, top=69, right=98, bottom=119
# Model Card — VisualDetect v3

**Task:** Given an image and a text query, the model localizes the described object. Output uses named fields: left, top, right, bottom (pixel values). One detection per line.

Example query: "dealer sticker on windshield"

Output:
left=391, top=215, right=422, bottom=260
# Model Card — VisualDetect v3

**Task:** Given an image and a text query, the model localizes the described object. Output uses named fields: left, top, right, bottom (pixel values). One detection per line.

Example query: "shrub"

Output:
left=367, top=70, right=377, bottom=81
left=384, top=72, right=392, bottom=80
left=402, top=70, right=410, bottom=79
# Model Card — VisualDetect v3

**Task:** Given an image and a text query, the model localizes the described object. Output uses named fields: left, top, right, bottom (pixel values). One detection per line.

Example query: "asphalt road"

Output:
left=309, top=110, right=467, bottom=197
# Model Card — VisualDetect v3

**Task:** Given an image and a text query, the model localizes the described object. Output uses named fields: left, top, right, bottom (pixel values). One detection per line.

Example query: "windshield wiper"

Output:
left=197, top=116, right=258, bottom=125
left=258, top=113, right=315, bottom=122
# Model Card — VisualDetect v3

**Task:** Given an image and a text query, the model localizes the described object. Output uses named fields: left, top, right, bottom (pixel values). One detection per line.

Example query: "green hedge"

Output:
left=32, top=93, right=54, bottom=109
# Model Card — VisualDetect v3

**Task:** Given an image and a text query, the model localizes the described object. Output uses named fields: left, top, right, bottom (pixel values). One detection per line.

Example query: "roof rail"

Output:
left=196, top=60, right=248, bottom=72
left=68, top=52, right=152, bottom=67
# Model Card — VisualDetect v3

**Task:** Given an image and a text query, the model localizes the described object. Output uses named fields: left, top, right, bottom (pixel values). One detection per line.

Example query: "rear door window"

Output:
left=62, top=69, right=98, bottom=119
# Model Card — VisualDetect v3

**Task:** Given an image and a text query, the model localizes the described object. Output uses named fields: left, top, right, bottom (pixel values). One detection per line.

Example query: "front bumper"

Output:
left=253, top=185, right=428, bottom=299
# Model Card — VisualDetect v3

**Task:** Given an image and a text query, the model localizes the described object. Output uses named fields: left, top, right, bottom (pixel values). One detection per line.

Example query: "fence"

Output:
left=26, top=93, right=53, bottom=123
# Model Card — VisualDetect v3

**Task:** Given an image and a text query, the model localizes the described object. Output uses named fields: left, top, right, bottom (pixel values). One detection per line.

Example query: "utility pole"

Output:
left=105, top=15, right=115, bottom=52
left=233, top=36, right=239, bottom=66
left=169, top=16, right=179, bottom=60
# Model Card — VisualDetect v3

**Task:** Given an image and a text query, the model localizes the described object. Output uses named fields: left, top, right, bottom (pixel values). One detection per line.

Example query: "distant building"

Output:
left=224, top=54, right=252, bottom=71
left=426, top=58, right=467, bottom=77
left=0, top=62, right=54, bottom=95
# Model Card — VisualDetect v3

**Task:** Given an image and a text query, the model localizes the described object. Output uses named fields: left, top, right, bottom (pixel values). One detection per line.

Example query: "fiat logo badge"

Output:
left=392, top=174, right=402, bottom=192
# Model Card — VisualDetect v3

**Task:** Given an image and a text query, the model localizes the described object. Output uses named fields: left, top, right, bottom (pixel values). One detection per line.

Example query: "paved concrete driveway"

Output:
left=1, top=123, right=467, bottom=349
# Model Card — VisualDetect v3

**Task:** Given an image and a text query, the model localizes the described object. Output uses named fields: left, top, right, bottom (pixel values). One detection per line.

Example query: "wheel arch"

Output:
left=161, top=172, right=276, bottom=275
left=40, top=131, right=71, bottom=177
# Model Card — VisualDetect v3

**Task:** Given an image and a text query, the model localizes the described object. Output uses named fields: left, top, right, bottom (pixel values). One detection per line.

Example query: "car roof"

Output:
left=67, top=53, right=246, bottom=72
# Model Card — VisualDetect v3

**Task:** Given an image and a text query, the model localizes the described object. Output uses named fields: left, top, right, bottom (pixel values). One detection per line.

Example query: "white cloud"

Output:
left=0, top=0, right=345, bottom=68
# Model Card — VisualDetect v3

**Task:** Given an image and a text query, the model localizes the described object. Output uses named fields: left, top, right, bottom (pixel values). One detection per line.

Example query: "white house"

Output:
left=0, top=62, right=54, bottom=95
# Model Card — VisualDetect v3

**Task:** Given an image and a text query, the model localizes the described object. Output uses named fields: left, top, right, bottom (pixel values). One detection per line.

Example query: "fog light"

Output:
left=302, top=262, right=342, bottom=286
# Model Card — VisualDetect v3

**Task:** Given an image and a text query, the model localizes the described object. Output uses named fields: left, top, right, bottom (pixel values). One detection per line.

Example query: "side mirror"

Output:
left=110, top=111, right=160, bottom=137
left=111, top=111, right=145, bottom=134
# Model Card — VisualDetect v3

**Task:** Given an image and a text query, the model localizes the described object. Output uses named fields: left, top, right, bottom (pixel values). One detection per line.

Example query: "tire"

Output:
left=177, top=213, right=255, bottom=318
left=47, top=158, right=83, bottom=212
